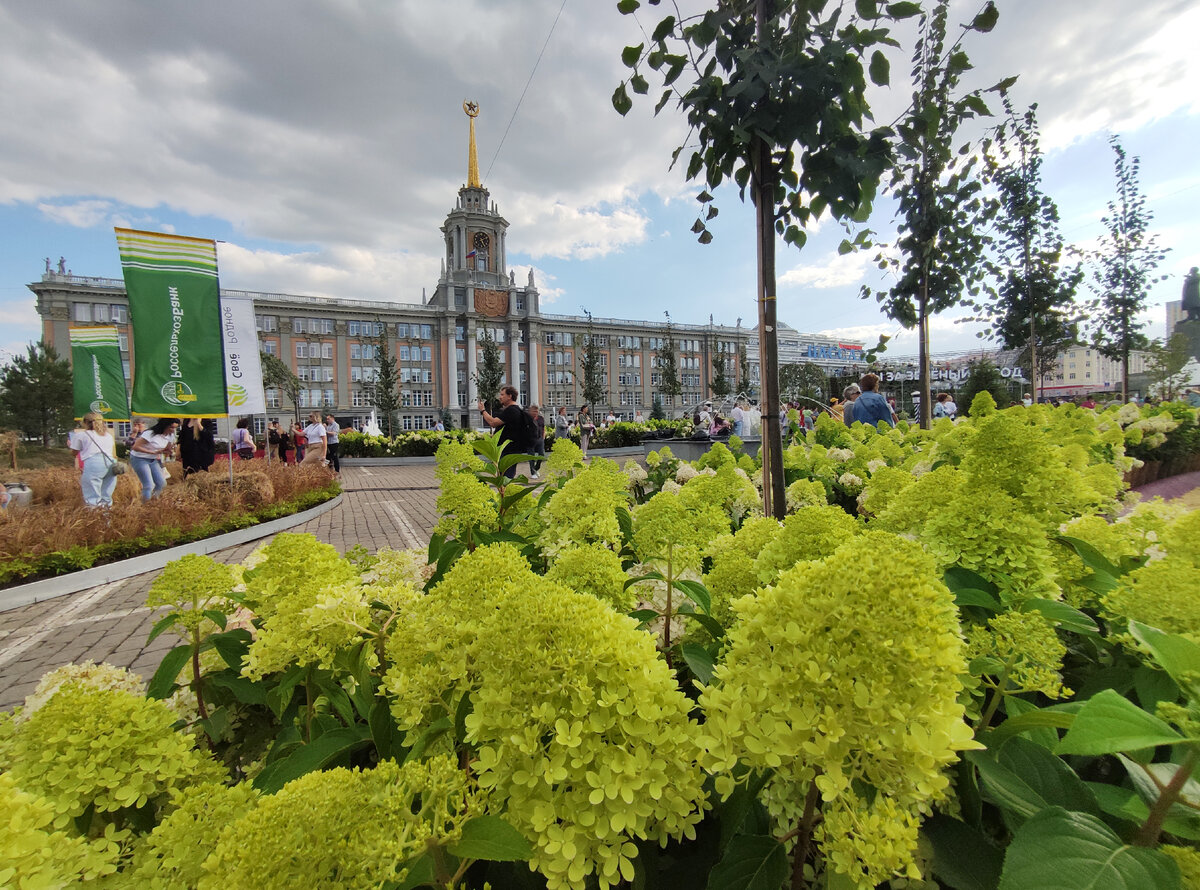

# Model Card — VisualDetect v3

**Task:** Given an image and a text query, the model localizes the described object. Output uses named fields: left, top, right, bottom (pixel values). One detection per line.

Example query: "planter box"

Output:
left=643, top=437, right=762, bottom=463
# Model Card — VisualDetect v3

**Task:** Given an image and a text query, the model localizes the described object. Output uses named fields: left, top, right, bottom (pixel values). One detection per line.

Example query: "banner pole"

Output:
left=227, top=429, right=234, bottom=486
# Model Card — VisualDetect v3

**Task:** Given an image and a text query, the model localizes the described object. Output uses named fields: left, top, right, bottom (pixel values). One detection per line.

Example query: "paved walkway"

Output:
left=0, top=466, right=439, bottom=710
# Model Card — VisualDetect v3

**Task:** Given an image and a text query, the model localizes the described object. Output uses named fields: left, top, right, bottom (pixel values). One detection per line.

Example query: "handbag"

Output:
left=87, top=432, right=128, bottom=475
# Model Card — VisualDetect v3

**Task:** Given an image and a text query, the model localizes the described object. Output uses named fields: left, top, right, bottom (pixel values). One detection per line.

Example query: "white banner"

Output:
left=219, top=297, right=266, bottom=415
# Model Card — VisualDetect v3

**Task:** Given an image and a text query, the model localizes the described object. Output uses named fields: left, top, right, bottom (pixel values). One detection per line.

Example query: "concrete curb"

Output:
left=0, top=493, right=343, bottom=614
left=340, top=445, right=647, bottom=467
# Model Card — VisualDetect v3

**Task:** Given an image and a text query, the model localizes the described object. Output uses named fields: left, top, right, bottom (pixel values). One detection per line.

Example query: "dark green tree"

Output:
left=1089, top=137, right=1170, bottom=399
left=580, top=311, right=607, bottom=410
left=958, top=358, right=1012, bottom=413
left=737, top=341, right=752, bottom=396
left=650, top=395, right=666, bottom=421
left=0, top=340, right=72, bottom=446
left=260, top=351, right=303, bottom=424
left=654, top=312, right=682, bottom=409
left=373, top=322, right=403, bottom=437
left=708, top=337, right=732, bottom=400
left=778, top=362, right=828, bottom=404
left=1144, top=333, right=1192, bottom=402
left=472, top=327, right=505, bottom=417
left=972, top=99, right=1082, bottom=399
left=865, top=0, right=1004, bottom=429
left=617, top=0, right=906, bottom=516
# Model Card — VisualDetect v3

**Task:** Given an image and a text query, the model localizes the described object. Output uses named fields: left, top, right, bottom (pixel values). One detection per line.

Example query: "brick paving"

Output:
left=0, top=466, right=440, bottom=710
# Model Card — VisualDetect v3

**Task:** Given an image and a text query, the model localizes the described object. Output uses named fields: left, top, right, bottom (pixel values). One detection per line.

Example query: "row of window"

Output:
left=279, top=317, right=436, bottom=339
left=73, top=303, right=129, bottom=324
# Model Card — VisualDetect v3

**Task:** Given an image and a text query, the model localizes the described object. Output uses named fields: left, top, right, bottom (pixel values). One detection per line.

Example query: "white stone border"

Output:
left=0, top=494, right=343, bottom=614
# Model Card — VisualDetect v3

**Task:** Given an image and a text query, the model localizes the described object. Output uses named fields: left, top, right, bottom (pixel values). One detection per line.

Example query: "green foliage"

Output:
left=473, top=327, right=505, bottom=417
left=778, top=361, right=828, bottom=404
left=580, top=309, right=607, bottom=410
left=259, top=350, right=303, bottom=423
left=0, top=339, right=73, bottom=447
left=959, top=360, right=1013, bottom=413
left=373, top=319, right=404, bottom=436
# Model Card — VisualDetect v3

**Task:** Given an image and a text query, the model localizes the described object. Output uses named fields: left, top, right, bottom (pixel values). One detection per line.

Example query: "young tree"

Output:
left=373, top=323, right=403, bottom=437
left=737, top=341, right=752, bottom=397
left=0, top=340, right=72, bottom=446
left=260, top=351, right=303, bottom=424
left=865, top=0, right=1004, bottom=429
left=472, top=327, right=505, bottom=417
left=708, top=338, right=732, bottom=400
left=1144, top=333, right=1192, bottom=401
left=579, top=311, right=607, bottom=410
left=778, top=362, right=828, bottom=404
left=650, top=395, right=666, bottom=421
left=971, top=99, right=1083, bottom=399
left=1089, top=137, right=1170, bottom=399
left=618, top=0, right=907, bottom=516
left=958, top=358, right=1012, bottom=413
left=654, top=312, right=682, bottom=410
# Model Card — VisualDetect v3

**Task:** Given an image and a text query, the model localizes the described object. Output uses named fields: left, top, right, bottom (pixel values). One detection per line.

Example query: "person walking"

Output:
left=69, top=412, right=120, bottom=507
left=130, top=417, right=179, bottom=500
left=933, top=392, right=957, bottom=420
left=853, top=374, right=897, bottom=428
left=478, top=385, right=532, bottom=479
left=300, top=411, right=328, bottom=466
left=324, top=414, right=346, bottom=473
left=232, top=418, right=256, bottom=460
left=554, top=406, right=571, bottom=444
left=527, top=404, right=545, bottom=479
left=842, top=384, right=862, bottom=426
left=578, top=405, right=594, bottom=458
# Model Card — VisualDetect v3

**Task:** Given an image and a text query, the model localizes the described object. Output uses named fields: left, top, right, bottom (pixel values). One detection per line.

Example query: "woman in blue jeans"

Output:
left=130, top=418, right=179, bottom=501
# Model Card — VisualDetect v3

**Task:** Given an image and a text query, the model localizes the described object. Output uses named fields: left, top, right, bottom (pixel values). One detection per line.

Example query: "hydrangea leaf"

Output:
left=997, top=807, right=1181, bottom=890
left=1129, top=621, right=1200, bottom=698
left=1055, top=689, right=1185, bottom=756
left=147, top=645, right=192, bottom=699
left=252, top=725, right=372, bottom=793
left=448, top=815, right=534, bottom=862
left=921, top=813, right=1003, bottom=890
left=705, top=834, right=788, bottom=890
left=1023, top=598, right=1100, bottom=635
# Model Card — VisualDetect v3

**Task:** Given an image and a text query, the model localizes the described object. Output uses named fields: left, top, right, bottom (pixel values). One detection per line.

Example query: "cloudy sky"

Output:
left=1, top=0, right=1198, bottom=364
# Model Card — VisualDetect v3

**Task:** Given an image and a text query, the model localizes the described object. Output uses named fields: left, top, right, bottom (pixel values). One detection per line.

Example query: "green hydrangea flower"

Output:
left=200, top=756, right=476, bottom=889
left=242, top=579, right=373, bottom=679
left=1162, top=845, right=1200, bottom=890
left=146, top=554, right=238, bottom=636
left=785, top=478, right=829, bottom=511
left=241, top=533, right=359, bottom=618
left=700, top=532, right=975, bottom=888
left=966, top=609, right=1071, bottom=700
left=546, top=542, right=634, bottom=611
left=538, top=459, right=630, bottom=559
left=383, top=544, right=707, bottom=890
left=633, top=489, right=731, bottom=574
left=704, top=516, right=781, bottom=628
left=1104, top=557, right=1200, bottom=643
left=754, top=504, right=860, bottom=586
left=5, top=683, right=225, bottom=831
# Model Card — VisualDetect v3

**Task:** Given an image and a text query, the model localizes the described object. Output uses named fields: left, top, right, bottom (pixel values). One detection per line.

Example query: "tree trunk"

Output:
left=754, top=0, right=785, bottom=519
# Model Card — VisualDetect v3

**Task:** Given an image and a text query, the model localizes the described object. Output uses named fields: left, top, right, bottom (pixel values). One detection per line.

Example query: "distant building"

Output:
left=29, top=108, right=862, bottom=435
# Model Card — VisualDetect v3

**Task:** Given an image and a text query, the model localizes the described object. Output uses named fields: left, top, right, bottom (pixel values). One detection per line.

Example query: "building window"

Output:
left=262, top=340, right=277, bottom=356
left=111, top=304, right=128, bottom=324
left=256, top=315, right=278, bottom=332
left=118, top=333, right=128, bottom=352
left=421, top=324, right=433, bottom=339
left=422, top=347, right=432, bottom=362
left=322, top=343, right=334, bottom=360
left=296, top=343, right=307, bottom=359
left=73, top=303, right=92, bottom=322
left=399, top=346, right=410, bottom=361
left=93, top=303, right=110, bottom=323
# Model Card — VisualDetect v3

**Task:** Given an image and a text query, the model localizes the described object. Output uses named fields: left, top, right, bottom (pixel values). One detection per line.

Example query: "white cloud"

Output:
left=37, top=200, right=114, bottom=229
left=780, top=250, right=872, bottom=290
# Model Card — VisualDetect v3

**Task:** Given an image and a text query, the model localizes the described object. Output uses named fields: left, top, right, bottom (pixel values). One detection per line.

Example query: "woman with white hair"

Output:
left=69, top=412, right=120, bottom=507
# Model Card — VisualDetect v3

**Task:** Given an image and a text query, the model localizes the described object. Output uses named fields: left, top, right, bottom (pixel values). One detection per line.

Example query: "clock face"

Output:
left=473, top=232, right=490, bottom=251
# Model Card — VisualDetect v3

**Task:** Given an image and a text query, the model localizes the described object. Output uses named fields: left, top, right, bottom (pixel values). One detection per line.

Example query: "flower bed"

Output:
left=0, top=463, right=339, bottom=587
left=5, top=396, right=1200, bottom=888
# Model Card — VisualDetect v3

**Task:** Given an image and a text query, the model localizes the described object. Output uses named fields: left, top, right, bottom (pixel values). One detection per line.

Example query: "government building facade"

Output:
left=30, top=109, right=864, bottom=434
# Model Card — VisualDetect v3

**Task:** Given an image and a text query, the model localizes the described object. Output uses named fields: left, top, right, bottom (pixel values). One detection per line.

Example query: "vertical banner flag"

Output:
left=69, top=326, right=130, bottom=421
left=115, top=228, right=228, bottom=417
left=219, top=298, right=267, bottom=415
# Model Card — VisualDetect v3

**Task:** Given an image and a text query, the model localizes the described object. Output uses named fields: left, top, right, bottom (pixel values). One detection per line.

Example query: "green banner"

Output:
left=115, top=228, right=228, bottom=417
left=69, top=326, right=130, bottom=421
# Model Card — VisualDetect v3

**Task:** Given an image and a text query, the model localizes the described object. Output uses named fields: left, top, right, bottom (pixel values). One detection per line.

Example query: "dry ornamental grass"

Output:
left=0, top=460, right=336, bottom=578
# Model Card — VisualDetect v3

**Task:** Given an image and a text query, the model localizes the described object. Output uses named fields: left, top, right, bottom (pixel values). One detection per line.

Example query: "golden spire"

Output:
left=463, top=100, right=481, bottom=188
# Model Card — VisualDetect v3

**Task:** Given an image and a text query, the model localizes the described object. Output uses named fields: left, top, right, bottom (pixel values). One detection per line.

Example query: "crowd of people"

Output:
left=66, top=412, right=343, bottom=507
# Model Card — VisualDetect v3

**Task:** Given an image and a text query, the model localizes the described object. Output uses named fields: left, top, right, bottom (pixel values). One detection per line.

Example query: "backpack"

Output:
left=516, top=406, right=538, bottom=453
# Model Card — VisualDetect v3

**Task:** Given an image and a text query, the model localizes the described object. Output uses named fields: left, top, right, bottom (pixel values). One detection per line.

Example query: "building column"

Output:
left=466, top=318, right=478, bottom=408
left=446, top=328, right=458, bottom=414
left=508, top=321, right=520, bottom=401
left=529, top=339, right=540, bottom=408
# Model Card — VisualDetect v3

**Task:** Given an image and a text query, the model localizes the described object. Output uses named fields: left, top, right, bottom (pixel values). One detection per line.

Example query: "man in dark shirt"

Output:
left=478, top=385, right=530, bottom=479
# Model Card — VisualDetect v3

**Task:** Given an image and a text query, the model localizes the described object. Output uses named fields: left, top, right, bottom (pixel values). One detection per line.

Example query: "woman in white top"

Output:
left=301, top=411, right=328, bottom=466
left=69, top=412, right=119, bottom=507
left=130, top=417, right=179, bottom=501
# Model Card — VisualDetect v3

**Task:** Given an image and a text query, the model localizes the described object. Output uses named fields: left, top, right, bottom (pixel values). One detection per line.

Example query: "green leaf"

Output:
left=680, top=643, right=715, bottom=685
left=448, top=815, right=534, bottom=862
left=997, top=807, right=1181, bottom=890
left=621, top=43, right=644, bottom=68
left=965, top=751, right=1047, bottom=821
left=253, top=725, right=372, bottom=793
left=147, top=645, right=192, bottom=699
left=956, top=587, right=1001, bottom=610
left=612, top=82, right=633, bottom=117
left=654, top=88, right=673, bottom=115
left=854, top=0, right=879, bottom=18
left=970, top=2, right=1000, bottom=33
left=1055, top=689, right=1185, bottom=755
left=145, top=612, right=179, bottom=645
left=617, top=0, right=640, bottom=13
left=201, top=609, right=228, bottom=630
left=885, top=1, right=921, bottom=18
left=944, top=566, right=998, bottom=595
left=673, top=579, right=711, bottom=614
left=1023, top=598, right=1099, bottom=635
left=1133, top=664, right=1181, bottom=711
left=1118, top=754, right=1200, bottom=818
left=684, top=611, right=726, bottom=640
left=389, top=853, right=436, bottom=890
left=629, top=609, right=660, bottom=623
left=454, top=692, right=474, bottom=746
left=997, top=737, right=1101, bottom=819
left=705, top=834, right=788, bottom=890
left=1055, top=535, right=1122, bottom=590
left=404, top=717, right=452, bottom=763
left=210, top=628, right=253, bottom=671
left=199, top=706, right=230, bottom=743
left=922, top=814, right=1002, bottom=890
left=1088, top=781, right=1200, bottom=840
left=716, top=769, right=774, bottom=852
left=985, top=699, right=1074, bottom=748
left=651, top=14, right=675, bottom=42
left=369, top=697, right=405, bottom=762
left=1130, top=621, right=1200, bottom=697
left=205, top=671, right=268, bottom=706
left=868, top=50, right=889, bottom=87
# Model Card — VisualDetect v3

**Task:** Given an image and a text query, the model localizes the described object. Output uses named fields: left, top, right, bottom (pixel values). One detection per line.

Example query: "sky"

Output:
left=1, top=0, right=1198, bottom=365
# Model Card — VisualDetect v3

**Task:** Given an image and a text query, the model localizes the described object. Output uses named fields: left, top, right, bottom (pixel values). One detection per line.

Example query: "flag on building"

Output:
left=115, top=228, right=227, bottom=417
left=219, top=297, right=267, bottom=415
left=69, top=326, right=130, bottom=421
